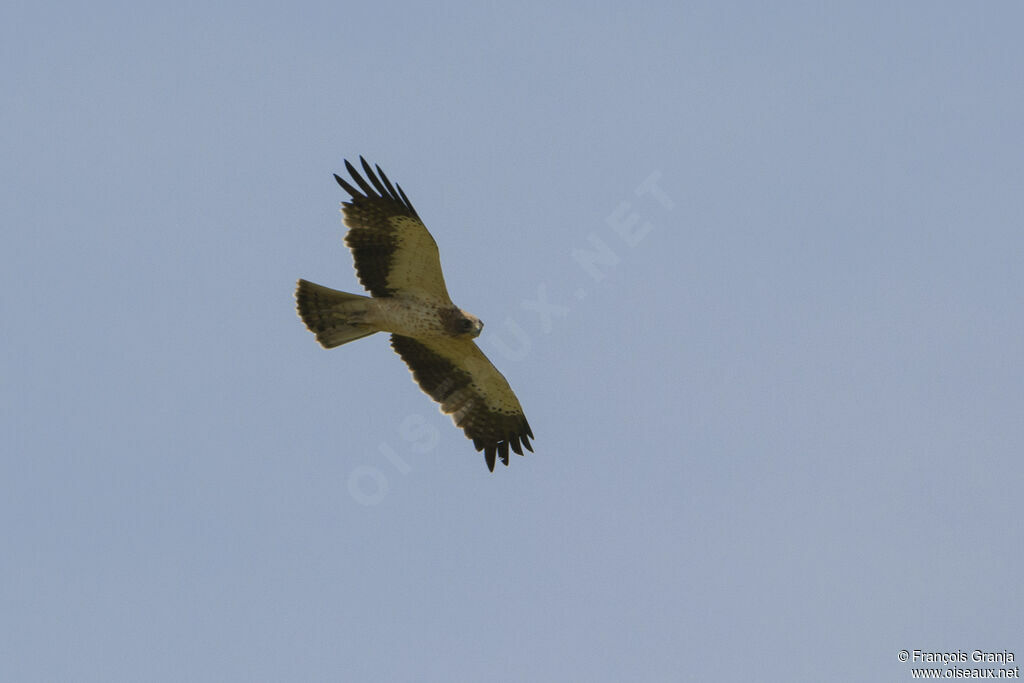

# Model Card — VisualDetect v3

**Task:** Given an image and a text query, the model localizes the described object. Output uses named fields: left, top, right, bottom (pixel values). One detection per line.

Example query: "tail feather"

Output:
left=295, top=279, right=377, bottom=348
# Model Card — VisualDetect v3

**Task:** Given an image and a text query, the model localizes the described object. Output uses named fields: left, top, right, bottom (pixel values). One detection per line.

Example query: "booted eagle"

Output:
left=296, top=158, right=534, bottom=471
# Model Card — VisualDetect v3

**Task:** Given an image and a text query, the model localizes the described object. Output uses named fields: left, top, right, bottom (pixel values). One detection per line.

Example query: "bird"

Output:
left=296, top=157, right=534, bottom=471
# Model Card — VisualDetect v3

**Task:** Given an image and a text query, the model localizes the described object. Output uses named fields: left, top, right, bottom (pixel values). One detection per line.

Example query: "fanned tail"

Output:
left=295, top=279, right=377, bottom=348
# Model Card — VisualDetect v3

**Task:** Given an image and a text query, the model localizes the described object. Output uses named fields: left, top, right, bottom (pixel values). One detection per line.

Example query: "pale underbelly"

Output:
left=370, top=296, right=448, bottom=338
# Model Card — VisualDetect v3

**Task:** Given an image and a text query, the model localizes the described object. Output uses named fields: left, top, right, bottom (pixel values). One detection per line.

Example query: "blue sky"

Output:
left=3, top=2, right=1023, bottom=681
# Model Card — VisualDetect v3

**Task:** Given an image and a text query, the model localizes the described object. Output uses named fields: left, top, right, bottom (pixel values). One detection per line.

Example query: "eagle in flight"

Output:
left=296, top=158, right=534, bottom=471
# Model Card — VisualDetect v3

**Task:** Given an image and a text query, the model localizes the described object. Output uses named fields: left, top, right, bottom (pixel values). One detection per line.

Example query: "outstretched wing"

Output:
left=334, top=158, right=452, bottom=302
left=390, top=334, right=534, bottom=471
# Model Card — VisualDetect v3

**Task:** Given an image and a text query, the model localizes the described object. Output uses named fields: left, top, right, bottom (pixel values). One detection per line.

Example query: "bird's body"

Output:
left=296, top=158, right=534, bottom=471
left=298, top=284, right=474, bottom=342
left=372, top=296, right=474, bottom=339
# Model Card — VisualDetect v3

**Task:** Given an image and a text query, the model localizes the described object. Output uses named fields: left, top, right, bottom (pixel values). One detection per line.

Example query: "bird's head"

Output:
left=456, top=311, right=484, bottom=339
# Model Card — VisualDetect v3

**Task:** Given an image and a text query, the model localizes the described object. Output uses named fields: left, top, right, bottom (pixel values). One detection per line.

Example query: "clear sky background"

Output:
left=3, top=2, right=1022, bottom=681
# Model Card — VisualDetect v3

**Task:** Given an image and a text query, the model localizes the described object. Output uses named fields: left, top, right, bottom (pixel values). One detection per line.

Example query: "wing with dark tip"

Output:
left=334, top=158, right=452, bottom=301
left=390, top=334, right=534, bottom=471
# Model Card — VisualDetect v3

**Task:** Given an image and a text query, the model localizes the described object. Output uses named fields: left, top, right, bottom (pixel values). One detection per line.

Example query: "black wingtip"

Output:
left=343, top=158, right=359, bottom=179
left=360, top=157, right=389, bottom=197
left=334, top=172, right=361, bottom=199
left=395, top=183, right=418, bottom=216
left=484, top=447, right=496, bottom=472
left=344, top=159, right=375, bottom=196
left=335, top=158, right=418, bottom=218
left=375, top=164, right=402, bottom=201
